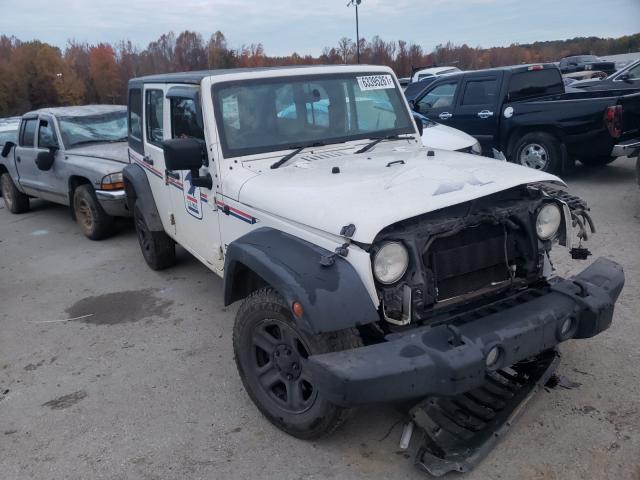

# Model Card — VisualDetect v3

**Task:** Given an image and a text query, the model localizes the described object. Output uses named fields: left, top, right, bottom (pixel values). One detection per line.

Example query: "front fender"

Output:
left=224, top=228, right=380, bottom=334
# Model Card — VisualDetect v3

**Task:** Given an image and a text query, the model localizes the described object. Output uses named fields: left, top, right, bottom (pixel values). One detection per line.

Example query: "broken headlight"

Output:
left=373, top=242, right=409, bottom=284
left=536, top=203, right=562, bottom=240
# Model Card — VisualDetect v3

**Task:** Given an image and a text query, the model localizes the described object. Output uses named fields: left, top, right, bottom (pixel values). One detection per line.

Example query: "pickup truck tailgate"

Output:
left=620, top=91, right=640, bottom=139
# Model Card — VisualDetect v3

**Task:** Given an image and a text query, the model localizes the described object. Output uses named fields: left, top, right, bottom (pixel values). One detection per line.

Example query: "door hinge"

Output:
left=170, top=214, right=176, bottom=226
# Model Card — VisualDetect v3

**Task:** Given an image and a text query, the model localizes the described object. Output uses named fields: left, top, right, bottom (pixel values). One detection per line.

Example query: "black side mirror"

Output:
left=620, top=73, right=632, bottom=83
left=409, top=100, right=418, bottom=112
left=35, top=149, right=56, bottom=171
left=162, top=137, right=213, bottom=190
left=1, top=141, right=15, bottom=158
left=162, top=138, right=204, bottom=171
left=413, top=115, right=424, bottom=136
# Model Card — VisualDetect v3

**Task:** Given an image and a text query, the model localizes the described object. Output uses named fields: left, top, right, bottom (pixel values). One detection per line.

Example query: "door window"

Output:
left=129, top=89, right=143, bottom=140
left=170, top=98, right=204, bottom=139
left=20, top=119, right=37, bottom=147
left=37, top=119, right=58, bottom=149
left=626, top=63, right=640, bottom=80
left=461, top=79, right=498, bottom=106
left=145, top=89, right=164, bottom=145
left=418, top=82, right=458, bottom=110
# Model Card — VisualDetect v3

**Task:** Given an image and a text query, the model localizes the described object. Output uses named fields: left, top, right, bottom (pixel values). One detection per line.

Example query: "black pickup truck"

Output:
left=409, top=64, right=640, bottom=173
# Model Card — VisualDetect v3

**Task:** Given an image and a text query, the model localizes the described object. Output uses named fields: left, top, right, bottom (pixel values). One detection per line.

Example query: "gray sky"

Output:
left=1, top=0, right=639, bottom=56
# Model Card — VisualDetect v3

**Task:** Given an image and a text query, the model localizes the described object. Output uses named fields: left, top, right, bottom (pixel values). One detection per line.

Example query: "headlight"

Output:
left=373, top=242, right=409, bottom=284
left=100, top=172, right=124, bottom=190
left=536, top=203, right=562, bottom=240
left=471, top=141, right=482, bottom=155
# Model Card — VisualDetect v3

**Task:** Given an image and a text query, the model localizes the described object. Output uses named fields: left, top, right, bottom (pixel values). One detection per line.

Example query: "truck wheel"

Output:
left=1, top=173, right=30, bottom=213
left=233, top=287, right=362, bottom=440
left=73, top=184, right=115, bottom=240
left=512, top=132, right=561, bottom=173
left=133, top=202, right=176, bottom=270
left=579, top=156, right=617, bottom=167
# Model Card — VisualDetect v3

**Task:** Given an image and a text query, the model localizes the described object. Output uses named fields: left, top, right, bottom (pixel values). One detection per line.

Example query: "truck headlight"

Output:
left=100, top=172, right=124, bottom=190
left=373, top=242, right=409, bottom=284
left=471, top=141, right=482, bottom=155
left=536, top=203, right=562, bottom=240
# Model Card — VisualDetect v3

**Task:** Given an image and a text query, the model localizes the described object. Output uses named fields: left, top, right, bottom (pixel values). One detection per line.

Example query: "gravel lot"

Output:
left=1, top=157, right=639, bottom=480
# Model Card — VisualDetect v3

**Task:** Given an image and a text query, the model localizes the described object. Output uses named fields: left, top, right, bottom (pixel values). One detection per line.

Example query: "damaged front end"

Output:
left=308, top=182, right=623, bottom=475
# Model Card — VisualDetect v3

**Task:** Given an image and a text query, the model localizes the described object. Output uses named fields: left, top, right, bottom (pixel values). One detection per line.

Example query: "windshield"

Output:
left=213, top=72, right=414, bottom=158
left=58, top=111, right=127, bottom=148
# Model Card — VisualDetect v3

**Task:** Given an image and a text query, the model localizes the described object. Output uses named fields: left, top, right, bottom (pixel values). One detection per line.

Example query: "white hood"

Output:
left=421, top=123, right=476, bottom=151
left=237, top=148, right=563, bottom=244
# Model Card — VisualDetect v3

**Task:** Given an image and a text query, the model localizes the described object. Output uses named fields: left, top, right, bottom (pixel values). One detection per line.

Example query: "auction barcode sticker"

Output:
left=357, top=75, right=395, bottom=91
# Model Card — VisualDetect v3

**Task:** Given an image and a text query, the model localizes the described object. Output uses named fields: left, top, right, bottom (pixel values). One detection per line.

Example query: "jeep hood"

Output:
left=65, top=142, right=129, bottom=165
left=237, top=149, right=564, bottom=244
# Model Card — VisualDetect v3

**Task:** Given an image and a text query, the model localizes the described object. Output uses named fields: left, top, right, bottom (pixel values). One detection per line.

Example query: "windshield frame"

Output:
left=58, top=110, right=128, bottom=150
left=211, top=72, right=415, bottom=159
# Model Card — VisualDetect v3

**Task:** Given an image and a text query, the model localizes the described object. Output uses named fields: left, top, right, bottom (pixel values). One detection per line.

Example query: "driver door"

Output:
left=415, top=80, right=461, bottom=126
left=33, top=115, right=66, bottom=203
left=163, top=89, right=223, bottom=271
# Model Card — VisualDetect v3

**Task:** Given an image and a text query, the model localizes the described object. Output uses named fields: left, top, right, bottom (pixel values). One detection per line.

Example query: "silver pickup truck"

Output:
left=0, top=105, right=130, bottom=239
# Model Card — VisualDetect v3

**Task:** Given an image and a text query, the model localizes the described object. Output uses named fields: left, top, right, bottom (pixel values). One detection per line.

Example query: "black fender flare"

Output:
left=122, top=163, right=163, bottom=231
left=224, top=227, right=380, bottom=334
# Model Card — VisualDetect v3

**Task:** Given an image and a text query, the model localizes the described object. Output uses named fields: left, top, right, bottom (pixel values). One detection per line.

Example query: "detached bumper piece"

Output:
left=412, top=349, right=559, bottom=477
left=308, top=257, right=624, bottom=406
left=611, top=139, right=640, bottom=158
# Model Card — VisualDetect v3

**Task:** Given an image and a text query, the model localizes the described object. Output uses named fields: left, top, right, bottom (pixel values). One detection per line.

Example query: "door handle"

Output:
left=16, top=156, right=21, bottom=163
left=439, top=112, right=453, bottom=120
left=143, top=155, right=153, bottom=165
left=478, top=110, right=494, bottom=119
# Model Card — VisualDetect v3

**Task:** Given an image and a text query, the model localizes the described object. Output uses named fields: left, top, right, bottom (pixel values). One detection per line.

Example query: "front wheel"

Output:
left=233, top=288, right=362, bottom=440
left=1, top=173, right=30, bottom=213
left=73, top=184, right=115, bottom=240
left=511, top=132, right=562, bottom=173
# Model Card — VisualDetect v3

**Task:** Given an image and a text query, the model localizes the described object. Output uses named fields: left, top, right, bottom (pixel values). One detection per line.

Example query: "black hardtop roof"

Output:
left=128, top=64, right=375, bottom=87
left=442, top=63, right=560, bottom=79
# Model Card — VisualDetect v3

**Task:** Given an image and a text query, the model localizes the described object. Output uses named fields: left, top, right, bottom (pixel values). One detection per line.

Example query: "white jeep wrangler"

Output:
left=123, top=65, right=624, bottom=467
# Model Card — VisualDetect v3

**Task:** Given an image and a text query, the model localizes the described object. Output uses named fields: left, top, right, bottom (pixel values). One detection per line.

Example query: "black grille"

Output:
left=425, top=223, right=521, bottom=301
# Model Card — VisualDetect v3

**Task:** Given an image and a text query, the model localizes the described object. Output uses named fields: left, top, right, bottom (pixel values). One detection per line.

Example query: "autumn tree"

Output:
left=89, top=43, right=120, bottom=103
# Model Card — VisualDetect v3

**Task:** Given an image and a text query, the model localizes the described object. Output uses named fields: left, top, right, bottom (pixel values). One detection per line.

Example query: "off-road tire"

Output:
left=1, top=173, right=30, bottom=213
left=579, top=156, right=617, bottom=167
left=511, top=132, right=562, bottom=173
left=73, top=184, right=115, bottom=240
left=233, top=287, right=362, bottom=440
left=133, top=202, right=176, bottom=270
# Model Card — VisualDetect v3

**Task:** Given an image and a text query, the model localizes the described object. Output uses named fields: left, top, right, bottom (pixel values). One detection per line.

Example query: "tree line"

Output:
left=0, top=31, right=638, bottom=117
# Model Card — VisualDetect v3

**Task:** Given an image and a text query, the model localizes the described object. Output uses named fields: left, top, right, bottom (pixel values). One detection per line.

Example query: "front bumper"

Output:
left=95, top=189, right=130, bottom=217
left=308, top=257, right=624, bottom=407
left=611, top=139, right=640, bottom=157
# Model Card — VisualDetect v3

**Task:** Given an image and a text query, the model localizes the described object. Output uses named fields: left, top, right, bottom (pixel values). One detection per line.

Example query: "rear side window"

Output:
left=461, top=79, right=498, bottom=106
left=145, top=89, right=164, bottom=146
left=20, top=119, right=37, bottom=147
left=170, top=98, right=204, bottom=139
left=508, top=69, right=563, bottom=101
left=129, top=89, right=143, bottom=140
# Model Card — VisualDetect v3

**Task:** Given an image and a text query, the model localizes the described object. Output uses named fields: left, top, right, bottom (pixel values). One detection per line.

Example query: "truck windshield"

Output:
left=213, top=72, right=414, bottom=158
left=59, top=111, right=128, bottom=148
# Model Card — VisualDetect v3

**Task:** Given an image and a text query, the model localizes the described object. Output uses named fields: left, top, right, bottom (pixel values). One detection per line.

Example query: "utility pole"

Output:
left=348, top=0, right=362, bottom=64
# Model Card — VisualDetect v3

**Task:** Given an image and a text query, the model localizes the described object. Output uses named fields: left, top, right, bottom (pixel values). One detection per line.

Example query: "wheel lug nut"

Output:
left=286, top=374, right=293, bottom=380
left=292, top=363, right=299, bottom=370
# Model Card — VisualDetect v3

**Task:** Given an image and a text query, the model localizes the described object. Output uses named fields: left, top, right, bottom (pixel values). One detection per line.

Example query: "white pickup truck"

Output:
left=123, top=65, right=624, bottom=473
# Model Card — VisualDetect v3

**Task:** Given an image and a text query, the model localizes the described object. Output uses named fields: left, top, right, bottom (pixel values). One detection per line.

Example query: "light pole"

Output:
left=347, top=0, right=361, bottom=64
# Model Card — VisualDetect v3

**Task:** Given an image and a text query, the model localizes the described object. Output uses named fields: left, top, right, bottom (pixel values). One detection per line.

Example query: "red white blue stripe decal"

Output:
left=215, top=199, right=257, bottom=224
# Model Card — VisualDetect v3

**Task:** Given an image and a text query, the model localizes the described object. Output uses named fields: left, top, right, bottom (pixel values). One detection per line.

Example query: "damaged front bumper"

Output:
left=308, top=257, right=624, bottom=407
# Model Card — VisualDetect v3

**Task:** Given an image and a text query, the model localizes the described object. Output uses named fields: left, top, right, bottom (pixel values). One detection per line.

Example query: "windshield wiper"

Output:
left=355, top=135, right=414, bottom=154
left=270, top=142, right=326, bottom=169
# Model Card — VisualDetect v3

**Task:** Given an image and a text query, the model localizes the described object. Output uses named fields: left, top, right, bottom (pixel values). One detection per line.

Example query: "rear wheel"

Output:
left=133, top=202, right=176, bottom=270
left=511, top=132, right=562, bottom=173
left=233, top=287, right=362, bottom=439
left=1, top=173, right=30, bottom=213
left=579, top=156, right=617, bottom=167
left=73, top=184, right=115, bottom=240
